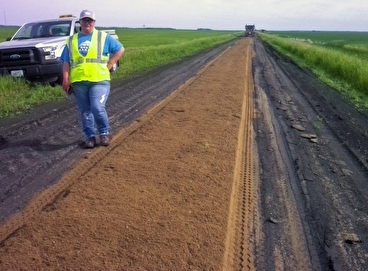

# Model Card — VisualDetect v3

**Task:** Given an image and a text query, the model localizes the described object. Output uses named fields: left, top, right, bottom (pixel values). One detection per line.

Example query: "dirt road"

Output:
left=1, top=37, right=368, bottom=270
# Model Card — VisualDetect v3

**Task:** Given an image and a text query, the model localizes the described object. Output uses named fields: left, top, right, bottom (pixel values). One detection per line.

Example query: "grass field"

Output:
left=0, top=26, right=241, bottom=117
left=270, top=31, right=368, bottom=59
left=270, top=31, right=368, bottom=44
left=115, top=28, right=239, bottom=47
left=115, top=28, right=241, bottom=78
left=0, top=25, right=19, bottom=41
left=259, top=31, right=368, bottom=111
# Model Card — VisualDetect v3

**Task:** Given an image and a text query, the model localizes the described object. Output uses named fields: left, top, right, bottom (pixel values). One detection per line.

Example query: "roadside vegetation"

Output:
left=0, top=27, right=241, bottom=118
left=258, top=31, right=368, bottom=111
left=114, top=28, right=240, bottom=78
left=0, top=26, right=18, bottom=41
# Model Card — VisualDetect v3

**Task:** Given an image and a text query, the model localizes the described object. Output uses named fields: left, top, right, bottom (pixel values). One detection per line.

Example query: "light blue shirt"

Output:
left=60, top=31, right=123, bottom=62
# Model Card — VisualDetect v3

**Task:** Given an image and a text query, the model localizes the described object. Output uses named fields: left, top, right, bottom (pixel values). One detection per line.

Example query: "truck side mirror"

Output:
left=6, top=37, right=11, bottom=41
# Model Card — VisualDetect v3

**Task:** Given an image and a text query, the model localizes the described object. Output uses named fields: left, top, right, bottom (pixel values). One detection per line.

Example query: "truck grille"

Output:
left=0, top=48, right=41, bottom=67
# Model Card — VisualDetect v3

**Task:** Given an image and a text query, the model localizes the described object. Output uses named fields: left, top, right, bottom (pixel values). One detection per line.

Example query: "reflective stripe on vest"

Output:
left=67, top=30, right=110, bottom=82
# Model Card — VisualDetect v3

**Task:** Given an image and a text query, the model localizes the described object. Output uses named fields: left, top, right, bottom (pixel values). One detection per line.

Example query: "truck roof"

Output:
left=22, top=17, right=77, bottom=24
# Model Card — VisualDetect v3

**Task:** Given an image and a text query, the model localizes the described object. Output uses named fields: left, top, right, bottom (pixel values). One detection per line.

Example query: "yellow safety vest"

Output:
left=67, top=30, right=110, bottom=83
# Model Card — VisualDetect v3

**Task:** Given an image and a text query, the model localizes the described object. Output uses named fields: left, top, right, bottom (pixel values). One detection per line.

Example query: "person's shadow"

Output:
left=0, top=136, right=82, bottom=151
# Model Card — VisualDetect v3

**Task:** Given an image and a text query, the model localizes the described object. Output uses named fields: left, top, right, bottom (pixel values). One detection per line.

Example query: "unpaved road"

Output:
left=1, top=37, right=368, bottom=270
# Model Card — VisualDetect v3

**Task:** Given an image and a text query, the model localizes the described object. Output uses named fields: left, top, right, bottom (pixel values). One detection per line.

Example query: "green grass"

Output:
left=270, top=31, right=368, bottom=60
left=0, top=27, right=241, bottom=118
left=258, top=31, right=368, bottom=111
left=0, top=25, right=19, bottom=41
left=116, top=28, right=240, bottom=47
left=0, top=77, right=65, bottom=116
left=270, top=31, right=368, bottom=44
left=116, top=29, right=241, bottom=78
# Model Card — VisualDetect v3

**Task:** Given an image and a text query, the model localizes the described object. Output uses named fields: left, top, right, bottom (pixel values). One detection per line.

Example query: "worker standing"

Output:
left=61, top=10, right=124, bottom=148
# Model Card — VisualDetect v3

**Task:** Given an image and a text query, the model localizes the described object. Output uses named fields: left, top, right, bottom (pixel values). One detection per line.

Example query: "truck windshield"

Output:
left=12, top=21, right=72, bottom=40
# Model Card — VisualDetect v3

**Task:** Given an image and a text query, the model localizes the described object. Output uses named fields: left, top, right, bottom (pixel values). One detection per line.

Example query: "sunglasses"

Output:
left=81, top=19, right=95, bottom=25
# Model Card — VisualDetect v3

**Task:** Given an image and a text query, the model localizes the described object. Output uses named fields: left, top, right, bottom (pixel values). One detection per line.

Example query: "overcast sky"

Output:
left=1, top=0, right=368, bottom=31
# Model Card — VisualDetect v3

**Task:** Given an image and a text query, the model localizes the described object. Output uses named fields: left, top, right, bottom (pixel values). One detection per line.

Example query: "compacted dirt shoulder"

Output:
left=1, top=36, right=368, bottom=270
left=0, top=40, right=251, bottom=270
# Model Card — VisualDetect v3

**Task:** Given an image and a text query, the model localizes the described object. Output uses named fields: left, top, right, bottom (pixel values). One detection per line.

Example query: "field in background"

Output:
left=259, top=31, right=368, bottom=110
left=0, top=26, right=240, bottom=45
left=115, top=28, right=241, bottom=78
left=270, top=31, right=368, bottom=59
left=115, top=28, right=240, bottom=47
left=270, top=31, right=368, bottom=43
left=0, top=27, right=241, bottom=117
left=0, top=26, right=19, bottom=41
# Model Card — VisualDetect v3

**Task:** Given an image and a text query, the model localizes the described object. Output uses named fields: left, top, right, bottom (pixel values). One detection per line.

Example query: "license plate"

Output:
left=11, top=70, right=24, bottom=77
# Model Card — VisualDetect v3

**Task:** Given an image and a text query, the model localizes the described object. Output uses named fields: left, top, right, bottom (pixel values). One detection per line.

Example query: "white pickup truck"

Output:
left=0, top=15, right=119, bottom=84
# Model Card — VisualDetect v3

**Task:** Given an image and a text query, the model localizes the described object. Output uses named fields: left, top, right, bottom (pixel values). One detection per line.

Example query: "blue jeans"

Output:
left=72, top=81, right=110, bottom=140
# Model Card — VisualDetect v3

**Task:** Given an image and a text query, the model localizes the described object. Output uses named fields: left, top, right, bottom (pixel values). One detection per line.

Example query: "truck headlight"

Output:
left=42, top=45, right=58, bottom=60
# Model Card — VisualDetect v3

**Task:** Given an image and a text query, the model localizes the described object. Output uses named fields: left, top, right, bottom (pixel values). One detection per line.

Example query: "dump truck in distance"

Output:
left=245, top=24, right=255, bottom=37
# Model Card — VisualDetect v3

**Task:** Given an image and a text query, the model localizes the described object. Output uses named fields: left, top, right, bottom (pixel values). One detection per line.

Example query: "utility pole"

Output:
left=3, top=10, right=8, bottom=37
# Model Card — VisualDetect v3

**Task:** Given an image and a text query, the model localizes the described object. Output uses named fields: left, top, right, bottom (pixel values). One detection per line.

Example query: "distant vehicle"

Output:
left=245, top=24, right=255, bottom=37
left=0, top=15, right=120, bottom=84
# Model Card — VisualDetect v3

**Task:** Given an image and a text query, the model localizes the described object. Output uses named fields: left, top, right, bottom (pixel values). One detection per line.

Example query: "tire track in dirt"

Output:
left=222, top=39, right=257, bottom=271
left=252, top=39, right=319, bottom=270
left=253, top=37, right=368, bottom=270
left=254, top=81, right=315, bottom=271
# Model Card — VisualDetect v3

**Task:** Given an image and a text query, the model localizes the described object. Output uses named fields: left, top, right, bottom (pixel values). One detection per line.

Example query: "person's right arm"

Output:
left=62, top=62, right=71, bottom=94
left=60, top=46, right=71, bottom=94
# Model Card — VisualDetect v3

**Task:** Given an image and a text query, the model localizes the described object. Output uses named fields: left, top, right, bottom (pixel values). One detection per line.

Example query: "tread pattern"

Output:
left=222, top=39, right=256, bottom=271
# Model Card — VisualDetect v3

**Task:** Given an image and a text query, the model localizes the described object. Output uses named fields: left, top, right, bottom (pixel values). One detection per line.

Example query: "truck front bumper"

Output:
left=0, top=62, right=62, bottom=83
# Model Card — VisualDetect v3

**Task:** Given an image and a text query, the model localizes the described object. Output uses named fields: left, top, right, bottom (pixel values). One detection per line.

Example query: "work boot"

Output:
left=100, top=135, right=110, bottom=146
left=85, top=136, right=96, bottom=148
